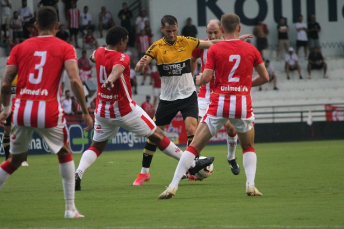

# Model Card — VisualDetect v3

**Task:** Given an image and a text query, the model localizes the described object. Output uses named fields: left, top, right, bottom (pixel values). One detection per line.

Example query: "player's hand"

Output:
left=138, top=56, right=148, bottom=69
left=101, top=80, right=114, bottom=89
left=0, top=112, right=10, bottom=124
left=195, top=73, right=203, bottom=86
left=239, top=34, right=254, bottom=41
left=82, top=113, right=93, bottom=131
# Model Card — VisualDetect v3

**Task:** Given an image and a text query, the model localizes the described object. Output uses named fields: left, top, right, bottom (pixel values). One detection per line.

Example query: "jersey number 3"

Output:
left=29, top=51, right=47, bottom=84
left=228, top=55, right=241, bottom=82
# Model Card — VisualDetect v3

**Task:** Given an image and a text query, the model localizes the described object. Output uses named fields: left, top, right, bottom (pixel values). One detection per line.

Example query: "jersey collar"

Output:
left=163, top=36, right=176, bottom=46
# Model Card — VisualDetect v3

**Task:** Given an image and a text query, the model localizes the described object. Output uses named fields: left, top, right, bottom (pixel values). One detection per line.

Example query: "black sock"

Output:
left=187, top=135, right=194, bottom=146
left=142, top=140, right=157, bottom=168
left=3, top=135, right=10, bottom=160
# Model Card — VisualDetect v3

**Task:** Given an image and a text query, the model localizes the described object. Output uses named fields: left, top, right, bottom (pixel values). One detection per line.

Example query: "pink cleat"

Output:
left=133, top=173, right=151, bottom=186
left=64, top=209, right=85, bottom=218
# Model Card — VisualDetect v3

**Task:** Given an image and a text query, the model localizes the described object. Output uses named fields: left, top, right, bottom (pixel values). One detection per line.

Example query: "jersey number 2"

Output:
left=29, top=51, right=47, bottom=84
left=228, top=55, right=241, bottom=82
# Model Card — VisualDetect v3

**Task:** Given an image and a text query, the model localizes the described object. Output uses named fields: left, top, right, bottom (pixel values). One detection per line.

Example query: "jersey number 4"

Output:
left=29, top=51, right=47, bottom=84
left=228, top=55, right=241, bottom=82
left=99, top=65, right=108, bottom=83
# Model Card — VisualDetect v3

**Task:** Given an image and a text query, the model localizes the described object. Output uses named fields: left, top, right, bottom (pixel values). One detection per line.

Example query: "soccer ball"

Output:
left=194, top=156, right=214, bottom=180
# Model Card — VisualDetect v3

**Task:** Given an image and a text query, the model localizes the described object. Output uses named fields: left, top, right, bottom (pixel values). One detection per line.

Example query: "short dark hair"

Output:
left=106, top=26, right=128, bottom=46
left=161, top=15, right=178, bottom=27
left=37, top=6, right=58, bottom=30
left=221, top=14, right=240, bottom=33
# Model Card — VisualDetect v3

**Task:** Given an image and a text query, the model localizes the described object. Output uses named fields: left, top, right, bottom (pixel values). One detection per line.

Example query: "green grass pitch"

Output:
left=0, top=140, right=343, bottom=229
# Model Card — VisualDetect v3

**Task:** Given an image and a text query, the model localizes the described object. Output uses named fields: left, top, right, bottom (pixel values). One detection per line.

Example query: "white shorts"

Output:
left=198, top=97, right=210, bottom=118
left=153, top=88, right=161, bottom=97
left=10, top=123, right=69, bottom=154
left=93, top=105, right=156, bottom=142
left=202, top=115, right=255, bottom=136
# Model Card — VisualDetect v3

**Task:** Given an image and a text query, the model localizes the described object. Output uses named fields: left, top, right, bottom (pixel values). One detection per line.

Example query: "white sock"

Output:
left=140, top=167, right=149, bottom=174
left=0, top=168, right=11, bottom=190
left=59, top=160, right=76, bottom=211
left=169, top=151, right=195, bottom=189
left=227, top=134, right=238, bottom=161
left=75, top=149, right=98, bottom=179
left=243, top=152, right=257, bottom=186
left=157, top=138, right=183, bottom=160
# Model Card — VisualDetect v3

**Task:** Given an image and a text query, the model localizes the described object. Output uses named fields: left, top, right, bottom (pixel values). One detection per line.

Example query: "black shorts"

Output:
left=310, top=64, right=323, bottom=70
left=296, top=40, right=308, bottom=47
left=4, top=112, right=12, bottom=127
left=69, top=28, right=79, bottom=36
left=257, top=37, right=268, bottom=51
left=154, top=91, right=198, bottom=126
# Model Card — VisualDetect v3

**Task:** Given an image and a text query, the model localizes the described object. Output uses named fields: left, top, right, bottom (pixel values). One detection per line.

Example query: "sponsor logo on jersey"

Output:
left=220, top=85, right=248, bottom=92
left=159, top=60, right=191, bottom=76
left=98, top=92, right=118, bottom=100
left=19, top=88, right=49, bottom=96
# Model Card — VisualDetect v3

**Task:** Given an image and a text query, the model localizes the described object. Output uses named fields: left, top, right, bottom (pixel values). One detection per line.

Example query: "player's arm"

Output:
left=135, top=55, right=152, bottom=72
left=101, top=65, right=125, bottom=89
left=195, top=69, right=213, bottom=86
left=190, top=56, right=198, bottom=75
left=252, top=63, right=269, bottom=87
left=0, top=65, right=17, bottom=121
left=64, top=61, right=93, bottom=131
left=198, top=34, right=254, bottom=49
left=89, top=50, right=96, bottom=63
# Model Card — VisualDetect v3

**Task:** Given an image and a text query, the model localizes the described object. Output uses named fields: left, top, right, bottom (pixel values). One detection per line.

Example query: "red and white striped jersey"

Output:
left=67, top=8, right=80, bottom=28
left=136, top=35, right=151, bottom=53
left=7, top=36, right=77, bottom=128
left=93, top=47, right=136, bottom=118
left=204, top=40, right=263, bottom=119
left=191, top=41, right=215, bottom=100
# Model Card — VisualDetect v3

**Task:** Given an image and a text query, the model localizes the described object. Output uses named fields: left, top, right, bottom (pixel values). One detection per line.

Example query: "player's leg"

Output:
left=158, top=115, right=223, bottom=199
left=180, top=92, right=199, bottom=147
left=224, top=121, right=239, bottom=175
left=0, top=125, right=32, bottom=190
left=231, top=119, right=262, bottom=196
left=2, top=114, right=11, bottom=160
left=75, top=115, right=118, bottom=190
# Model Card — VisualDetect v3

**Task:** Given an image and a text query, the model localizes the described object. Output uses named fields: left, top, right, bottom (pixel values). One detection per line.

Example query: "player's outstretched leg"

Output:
left=75, top=146, right=102, bottom=191
left=0, top=160, right=18, bottom=190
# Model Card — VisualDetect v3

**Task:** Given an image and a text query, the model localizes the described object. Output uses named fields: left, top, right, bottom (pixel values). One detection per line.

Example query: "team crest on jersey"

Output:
left=178, top=47, right=185, bottom=52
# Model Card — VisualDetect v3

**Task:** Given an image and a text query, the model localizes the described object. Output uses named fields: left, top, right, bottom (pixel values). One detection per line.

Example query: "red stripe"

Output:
left=186, top=145, right=199, bottom=156
left=227, top=132, right=237, bottom=137
left=58, top=152, right=73, bottom=163
left=156, top=136, right=170, bottom=151
left=243, top=147, right=255, bottom=154
left=100, top=101, right=106, bottom=118
left=235, top=96, right=242, bottom=119
left=63, top=126, right=68, bottom=145
left=89, top=146, right=102, bottom=157
left=30, top=101, right=39, bottom=127
left=17, top=100, right=26, bottom=126
left=201, top=113, right=207, bottom=123
left=223, top=96, right=229, bottom=118
left=141, top=115, right=155, bottom=130
left=0, top=160, right=18, bottom=174
left=109, top=103, right=116, bottom=118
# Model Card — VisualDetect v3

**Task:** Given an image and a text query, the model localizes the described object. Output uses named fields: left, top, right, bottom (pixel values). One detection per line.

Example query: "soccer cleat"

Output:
left=132, top=173, right=150, bottom=186
left=64, top=209, right=85, bottom=218
left=246, top=184, right=263, bottom=196
left=228, top=159, right=240, bottom=175
left=75, top=173, right=81, bottom=191
left=21, top=161, right=29, bottom=166
left=158, top=186, right=177, bottom=199
left=188, top=156, right=215, bottom=175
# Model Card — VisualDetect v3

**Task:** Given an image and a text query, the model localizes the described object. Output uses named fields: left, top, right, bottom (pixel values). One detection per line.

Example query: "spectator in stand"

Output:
left=259, top=60, right=278, bottom=91
left=253, top=19, right=269, bottom=59
left=135, top=9, right=149, bottom=36
left=118, top=2, right=132, bottom=34
left=307, top=47, right=328, bottom=79
left=136, top=29, right=151, bottom=59
left=9, top=11, right=24, bottom=41
left=295, top=14, right=308, bottom=58
left=1, top=0, right=11, bottom=33
left=150, top=64, right=161, bottom=108
left=276, top=16, right=289, bottom=60
left=78, top=50, right=92, bottom=82
left=28, top=24, right=37, bottom=37
left=37, top=0, right=59, bottom=21
left=308, top=15, right=321, bottom=50
left=62, top=90, right=74, bottom=115
left=56, top=24, right=70, bottom=43
left=181, top=17, right=198, bottom=38
left=66, top=1, right=80, bottom=48
left=79, top=5, right=95, bottom=37
left=0, top=27, right=11, bottom=56
left=82, top=29, right=99, bottom=50
left=141, top=95, right=155, bottom=119
left=144, top=20, right=153, bottom=38
left=99, top=6, right=115, bottom=38
left=88, top=101, right=96, bottom=114
left=130, top=64, right=138, bottom=95
left=18, top=0, right=33, bottom=39
left=285, top=47, right=302, bottom=80
left=62, top=0, right=77, bottom=19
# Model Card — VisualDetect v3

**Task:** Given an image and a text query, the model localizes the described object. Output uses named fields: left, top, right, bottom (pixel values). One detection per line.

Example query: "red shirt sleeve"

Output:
left=192, top=47, right=202, bottom=59
left=7, top=45, right=19, bottom=66
left=113, top=53, right=130, bottom=69
left=64, top=44, right=77, bottom=62
left=204, top=46, right=215, bottom=70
